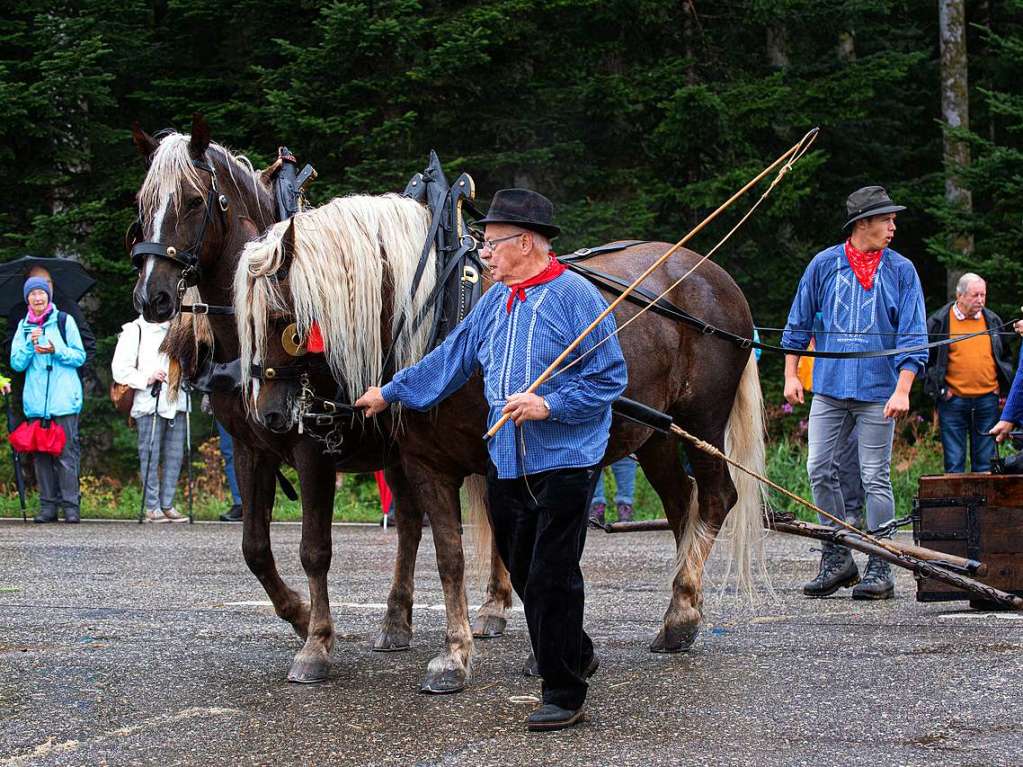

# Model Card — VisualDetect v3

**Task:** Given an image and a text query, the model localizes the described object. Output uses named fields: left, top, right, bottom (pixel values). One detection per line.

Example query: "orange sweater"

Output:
left=946, top=309, right=998, bottom=396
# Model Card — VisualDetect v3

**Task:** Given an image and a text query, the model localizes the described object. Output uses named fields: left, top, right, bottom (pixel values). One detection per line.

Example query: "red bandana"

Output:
left=505, top=254, right=566, bottom=313
left=844, top=239, right=883, bottom=291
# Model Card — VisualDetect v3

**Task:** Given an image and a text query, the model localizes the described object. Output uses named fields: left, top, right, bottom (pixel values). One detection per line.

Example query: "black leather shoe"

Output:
left=219, top=504, right=243, bottom=522
left=583, top=655, right=599, bottom=679
left=526, top=704, right=586, bottom=732
left=803, top=543, right=859, bottom=597
left=33, top=510, right=58, bottom=524
left=64, top=511, right=80, bottom=524
left=852, top=555, right=895, bottom=600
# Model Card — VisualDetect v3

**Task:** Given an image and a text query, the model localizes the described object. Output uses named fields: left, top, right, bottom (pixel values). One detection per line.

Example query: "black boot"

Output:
left=219, top=504, right=243, bottom=522
left=802, top=543, right=859, bottom=597
left=852, top=555, right=895, bottom=600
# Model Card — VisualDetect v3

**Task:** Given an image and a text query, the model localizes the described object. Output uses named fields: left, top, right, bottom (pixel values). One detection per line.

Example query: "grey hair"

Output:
left=956, top=272, right=984, bottom=295
left=527, top=230, right=550, bottom=253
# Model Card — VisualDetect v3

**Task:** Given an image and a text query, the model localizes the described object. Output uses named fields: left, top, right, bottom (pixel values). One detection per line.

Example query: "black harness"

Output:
left=130, top=157, right=230, bottom=309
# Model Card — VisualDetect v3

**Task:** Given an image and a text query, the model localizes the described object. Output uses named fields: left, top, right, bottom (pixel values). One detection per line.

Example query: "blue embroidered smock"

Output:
left=381, top=270, right=628, bottom=478
left=781, top=243, right=927, bottom=403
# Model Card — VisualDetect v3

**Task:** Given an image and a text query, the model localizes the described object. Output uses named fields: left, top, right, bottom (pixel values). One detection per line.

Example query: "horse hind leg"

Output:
left=287, top=446, right=339, bottom=684
left=237, top=444, right=310, bottom=640
left=466, top=475, right=513, bottom=639
left=634, top=436, right=703, bottom=653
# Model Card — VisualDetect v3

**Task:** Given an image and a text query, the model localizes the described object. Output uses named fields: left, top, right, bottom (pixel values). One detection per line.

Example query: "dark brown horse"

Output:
left=129, top=117, right=509, bottom=690
left=238, top=194, right=766, bottom=689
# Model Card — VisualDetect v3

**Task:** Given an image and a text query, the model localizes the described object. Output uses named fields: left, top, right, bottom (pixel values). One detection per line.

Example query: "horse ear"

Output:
left=131, top=122, right=159, bottom=162
left=189, top=113, right=211, bottom=158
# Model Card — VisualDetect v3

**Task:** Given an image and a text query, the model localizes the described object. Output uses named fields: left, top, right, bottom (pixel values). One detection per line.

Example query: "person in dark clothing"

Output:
left=924, top=273, right=1015, bottom=473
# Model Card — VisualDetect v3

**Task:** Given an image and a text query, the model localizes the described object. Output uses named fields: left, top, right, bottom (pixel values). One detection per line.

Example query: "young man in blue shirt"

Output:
left=782, top=186, right=927, bottom=600
left=357, top=189, right=627, bottom=731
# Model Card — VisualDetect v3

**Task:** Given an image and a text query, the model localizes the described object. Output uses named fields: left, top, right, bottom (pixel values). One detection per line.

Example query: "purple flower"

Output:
left=781, top=402, right=793, bottom=414
left=798, top=418, right=808, bottom=434
left=914, top=414, right=924, bottom=423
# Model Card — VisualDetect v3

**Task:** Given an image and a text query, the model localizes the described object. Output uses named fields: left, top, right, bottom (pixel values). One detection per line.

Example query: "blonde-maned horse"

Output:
left=238, top=190, right=768, bottom=691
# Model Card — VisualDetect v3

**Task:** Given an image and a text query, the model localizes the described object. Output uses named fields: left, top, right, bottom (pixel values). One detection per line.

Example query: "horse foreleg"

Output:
left=287, top=445, right=338, bottom=683
left=237, top=443, right=310, bottom=640
left=372, top=464, right=420, bottom=652
left=409, top=469, right=473, bottom=694
left=471, top=537, right=513, bottom=639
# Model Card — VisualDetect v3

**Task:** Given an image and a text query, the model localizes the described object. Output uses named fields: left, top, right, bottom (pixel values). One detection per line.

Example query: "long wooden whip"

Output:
left=485, top=128, right=819, bottom=440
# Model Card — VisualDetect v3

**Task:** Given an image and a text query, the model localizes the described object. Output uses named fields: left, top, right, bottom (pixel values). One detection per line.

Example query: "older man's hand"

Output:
left=355, top=386, right=389, bottom=417
left=502, top=392, right=550, bottom=426
left=990, top=420, right=1016, bottom=443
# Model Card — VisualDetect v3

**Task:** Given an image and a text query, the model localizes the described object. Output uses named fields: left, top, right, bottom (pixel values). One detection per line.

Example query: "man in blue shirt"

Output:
left=356, top=189, right=627, bottom=731
left=782, top=186, right=927, bottom=600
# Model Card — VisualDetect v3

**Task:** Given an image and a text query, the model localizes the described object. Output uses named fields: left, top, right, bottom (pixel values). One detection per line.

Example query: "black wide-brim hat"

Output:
left=476, top=188, right=561, bottom=239
left=843, top=185, right=906, bottom=229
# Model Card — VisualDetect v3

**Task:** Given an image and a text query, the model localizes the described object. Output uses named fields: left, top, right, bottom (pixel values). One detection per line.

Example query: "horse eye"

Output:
left=186, top=196, right=204, bottom=211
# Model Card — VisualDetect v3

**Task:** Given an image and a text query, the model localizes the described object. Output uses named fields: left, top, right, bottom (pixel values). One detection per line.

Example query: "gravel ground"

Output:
left=1, top=518, right=1020, bottom=767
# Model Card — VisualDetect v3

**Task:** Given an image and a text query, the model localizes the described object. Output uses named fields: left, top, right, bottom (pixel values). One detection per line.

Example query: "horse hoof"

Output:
left=419, top=667, right=466, bottom=695
left=471, top=614, right=507, bottom=639
left=649, top=623, right=699, bottom=654
left=521, top=651, right=540, bottom=677
left=287, top=655, right=330, bottom=684
left=372, top=630, right=411, bottom=652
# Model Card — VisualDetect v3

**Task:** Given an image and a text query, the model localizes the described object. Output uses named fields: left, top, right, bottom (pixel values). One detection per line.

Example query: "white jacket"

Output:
left=110, top=317, right=186, bottom=419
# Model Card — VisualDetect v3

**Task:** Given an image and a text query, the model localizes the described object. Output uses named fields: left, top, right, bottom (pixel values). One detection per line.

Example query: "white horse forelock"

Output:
left=235, top=194, right=436, bottom=413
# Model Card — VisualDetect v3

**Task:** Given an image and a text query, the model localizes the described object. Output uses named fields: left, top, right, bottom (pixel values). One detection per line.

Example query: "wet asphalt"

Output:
left=1, top=517, right=1020, bottom=767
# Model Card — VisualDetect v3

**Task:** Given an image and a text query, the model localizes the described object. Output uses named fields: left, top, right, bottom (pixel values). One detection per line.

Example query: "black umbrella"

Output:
left=0, top=256, right=96, bottom=316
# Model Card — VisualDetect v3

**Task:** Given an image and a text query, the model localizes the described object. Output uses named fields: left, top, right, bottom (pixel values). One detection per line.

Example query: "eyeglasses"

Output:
left=480, top=232, right=524, bottom=252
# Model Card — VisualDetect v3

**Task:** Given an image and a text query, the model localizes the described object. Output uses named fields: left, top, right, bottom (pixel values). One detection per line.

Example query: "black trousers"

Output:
left=486, top=462, right=598, bottom=710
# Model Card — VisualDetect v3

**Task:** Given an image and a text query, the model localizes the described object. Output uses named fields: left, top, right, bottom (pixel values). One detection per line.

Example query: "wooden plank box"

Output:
left=913, top=473, right=1023, bottom=608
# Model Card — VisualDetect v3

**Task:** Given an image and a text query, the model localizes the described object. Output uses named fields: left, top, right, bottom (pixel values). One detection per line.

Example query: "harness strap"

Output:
left=567, top=261, right=1019, bottom=360
left=180, top=302, right=234, bottom=316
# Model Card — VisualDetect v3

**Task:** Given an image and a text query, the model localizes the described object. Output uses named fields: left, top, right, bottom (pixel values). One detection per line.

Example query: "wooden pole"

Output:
left=485, top=128, right=818, bottom=439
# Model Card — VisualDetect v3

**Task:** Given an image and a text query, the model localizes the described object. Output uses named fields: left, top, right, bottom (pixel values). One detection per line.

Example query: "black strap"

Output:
left=560, top=241, right=651, bottom=262
left=180, top=302, right=234, bottom=316
left=566, top=261, right=1018, bottom=361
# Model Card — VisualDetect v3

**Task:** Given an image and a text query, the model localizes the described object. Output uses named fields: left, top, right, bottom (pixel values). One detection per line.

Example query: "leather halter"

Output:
left=130, top=156, right=231, bottom=311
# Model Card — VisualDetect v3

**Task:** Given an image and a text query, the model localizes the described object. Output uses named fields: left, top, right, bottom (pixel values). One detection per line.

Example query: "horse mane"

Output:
left=138, top=132, right=273, bottom=231
left=162, top=287, right=214, bottom=397
left=235, top=193, right=436, bottom=405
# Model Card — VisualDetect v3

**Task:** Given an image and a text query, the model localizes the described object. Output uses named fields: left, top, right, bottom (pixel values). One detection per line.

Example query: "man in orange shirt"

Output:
left=924, top=273, right=1015, bottom=472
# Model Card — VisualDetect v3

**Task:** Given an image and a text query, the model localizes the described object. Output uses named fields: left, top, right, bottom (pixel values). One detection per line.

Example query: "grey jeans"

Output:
left=136, top=413, right=186, bottom=511
left=807, top=395, right=895, bottom=533
left=36, top=413, right=81, bottom=516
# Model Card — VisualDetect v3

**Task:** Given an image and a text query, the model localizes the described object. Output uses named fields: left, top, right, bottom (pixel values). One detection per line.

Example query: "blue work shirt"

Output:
left=382, top=270, right=628, bottom=478
left=781, top=243, right=927, bottom=403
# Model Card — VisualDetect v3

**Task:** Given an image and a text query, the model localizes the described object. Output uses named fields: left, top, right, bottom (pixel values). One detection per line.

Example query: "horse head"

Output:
left=129, top=113, right=274, bottom=323
left=235, top=195, right=436, bottom=435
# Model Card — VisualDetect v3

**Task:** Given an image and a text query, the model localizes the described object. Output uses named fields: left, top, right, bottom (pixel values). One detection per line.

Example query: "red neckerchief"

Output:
left=844, top=239, right=883, bottom=291
left=505, top=254, right=565, bottom=313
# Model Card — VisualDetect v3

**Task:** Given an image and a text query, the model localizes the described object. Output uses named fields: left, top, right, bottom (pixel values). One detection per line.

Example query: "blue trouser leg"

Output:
left=938, top=395, right=969, bottom=473
left=136, top=414, right=167, bottom=511
left=970, top=392, right=1000, bottom=473
left=216, top=420, right=241, bottom=504
left=610, top=457, right=637, bottom=505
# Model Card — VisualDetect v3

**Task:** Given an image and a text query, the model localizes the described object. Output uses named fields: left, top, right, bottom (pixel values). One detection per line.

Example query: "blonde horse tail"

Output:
left=719, top=352, right=769, bottom=599
left=463, top=473, right=491, bottom=592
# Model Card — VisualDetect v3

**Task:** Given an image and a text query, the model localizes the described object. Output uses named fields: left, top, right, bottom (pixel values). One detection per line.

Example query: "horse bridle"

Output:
left=129, top=155, right=234, bottom=316
left=249, top=323, right=358, bottom=435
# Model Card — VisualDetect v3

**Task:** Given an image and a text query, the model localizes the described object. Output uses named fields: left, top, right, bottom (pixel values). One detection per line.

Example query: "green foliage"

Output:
left=0, top=0, right=1019, bottom=514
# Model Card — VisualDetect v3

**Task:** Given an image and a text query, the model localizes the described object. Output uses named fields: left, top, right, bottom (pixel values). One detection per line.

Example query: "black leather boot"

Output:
left=802, top=543, right=859, bottom=597
left=33, top=509, right=58, bottom=524
left=852, top=555, right=895, bottom=600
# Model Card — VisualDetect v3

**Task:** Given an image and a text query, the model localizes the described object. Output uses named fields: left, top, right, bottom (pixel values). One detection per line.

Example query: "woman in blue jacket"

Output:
left=10, top=276, right=86, bottom=523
